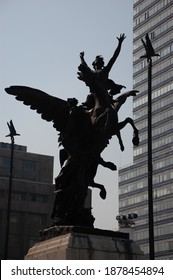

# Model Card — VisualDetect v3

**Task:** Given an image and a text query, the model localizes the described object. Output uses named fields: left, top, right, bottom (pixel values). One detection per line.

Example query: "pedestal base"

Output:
left=25, top=227, right=144, bottom=260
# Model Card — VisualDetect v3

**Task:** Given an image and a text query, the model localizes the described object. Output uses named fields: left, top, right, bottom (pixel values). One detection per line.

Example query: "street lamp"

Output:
left=4, top=120, right=20, bottom=259
left=116, top=213, right=138, bottom=228
left=140, top=33, right=160, bottom=260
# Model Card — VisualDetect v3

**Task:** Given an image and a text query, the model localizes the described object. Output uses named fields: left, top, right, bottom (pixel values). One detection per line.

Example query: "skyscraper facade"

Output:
left=119, top=0, right=173, bottom=259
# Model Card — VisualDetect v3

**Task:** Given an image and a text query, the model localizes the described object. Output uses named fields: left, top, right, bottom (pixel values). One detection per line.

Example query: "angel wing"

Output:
left=5, top=86, right=69, bottom=133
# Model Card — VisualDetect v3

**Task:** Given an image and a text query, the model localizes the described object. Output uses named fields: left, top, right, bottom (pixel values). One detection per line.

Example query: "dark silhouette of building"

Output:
left=0, top=142, right=54, bottom=259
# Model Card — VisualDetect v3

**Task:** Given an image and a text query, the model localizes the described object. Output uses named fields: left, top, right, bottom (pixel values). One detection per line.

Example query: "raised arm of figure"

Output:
left=106, top=33, right=126, bottom=73
left=79, top=51, right=88, bottom=66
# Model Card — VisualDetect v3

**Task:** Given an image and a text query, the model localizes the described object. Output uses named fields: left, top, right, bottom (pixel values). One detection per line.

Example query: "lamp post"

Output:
left=116, top=213, right=138, bottom=240
left=4, top=120, right=20, bottom=259
left=140, top=33, right=160, bottom=260
left=116, top=213, right=138, bottom=228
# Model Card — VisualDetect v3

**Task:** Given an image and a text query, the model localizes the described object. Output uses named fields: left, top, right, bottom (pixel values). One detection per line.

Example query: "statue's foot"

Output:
left=120, top=144, right=125, bottom=151
left=132, top=133, right=139, bottom=146
left=100, top=188, right=106, bottom=199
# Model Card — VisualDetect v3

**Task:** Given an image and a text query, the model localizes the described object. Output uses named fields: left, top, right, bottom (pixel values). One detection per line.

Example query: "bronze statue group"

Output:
left=5, top=34, right=139, bottom=227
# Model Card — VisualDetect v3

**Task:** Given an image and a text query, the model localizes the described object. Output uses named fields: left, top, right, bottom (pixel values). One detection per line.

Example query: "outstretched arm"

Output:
left=77, top=51, right=92, bottom=81
left=79, top=51, right=88, bottom=67
left=106, top=33, right=126, bottom=73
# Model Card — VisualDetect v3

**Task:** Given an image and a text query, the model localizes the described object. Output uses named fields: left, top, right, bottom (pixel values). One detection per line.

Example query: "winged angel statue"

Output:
left=5, top=34, right=139, bottom=227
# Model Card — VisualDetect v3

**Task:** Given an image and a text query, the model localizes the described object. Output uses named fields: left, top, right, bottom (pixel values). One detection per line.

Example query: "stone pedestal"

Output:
left=25, top=226, right=144, bottom=260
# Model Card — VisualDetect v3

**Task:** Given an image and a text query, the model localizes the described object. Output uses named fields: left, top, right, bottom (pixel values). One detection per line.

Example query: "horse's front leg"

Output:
left=99, top=157, right=117, bottom=170
left=117, top=117, right=139, bottom=146
left=89, top=180, right=107, bottom=199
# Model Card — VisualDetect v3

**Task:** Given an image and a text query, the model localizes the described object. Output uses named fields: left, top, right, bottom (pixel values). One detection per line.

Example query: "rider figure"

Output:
left=78, top=34, right=126, bottom=109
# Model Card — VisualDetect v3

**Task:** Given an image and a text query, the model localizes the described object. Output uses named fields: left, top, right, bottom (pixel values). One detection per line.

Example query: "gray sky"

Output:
left=0, top=0, right=135, bottom=230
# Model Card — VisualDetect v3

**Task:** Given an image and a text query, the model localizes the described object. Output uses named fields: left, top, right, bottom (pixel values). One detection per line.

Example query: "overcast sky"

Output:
left=0, top=0, right=135, bottom=230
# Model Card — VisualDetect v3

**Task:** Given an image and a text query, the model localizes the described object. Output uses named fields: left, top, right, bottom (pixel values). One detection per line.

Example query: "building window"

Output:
left=0, top=157, right=10, bottom=168
left=22, top=160, right=36, bottom=171
left=11, top=191, right=26, bottom=201
left=30, top=194, right=48, bottom=203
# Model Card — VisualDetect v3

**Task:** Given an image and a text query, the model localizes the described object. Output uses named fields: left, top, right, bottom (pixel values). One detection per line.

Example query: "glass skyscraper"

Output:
left=119, top=0, right=173, bottom=259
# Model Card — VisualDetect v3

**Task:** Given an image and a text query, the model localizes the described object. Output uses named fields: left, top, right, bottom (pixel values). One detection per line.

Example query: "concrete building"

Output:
left=0, top=142, right=54, bottom=259
left=119, top=0, right=173, bottom=259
